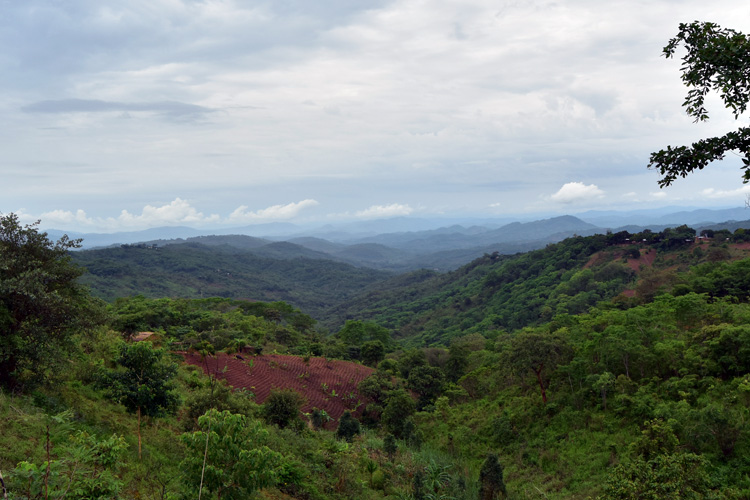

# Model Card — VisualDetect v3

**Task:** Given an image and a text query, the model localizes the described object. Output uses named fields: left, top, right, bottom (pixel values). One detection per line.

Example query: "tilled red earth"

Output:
left=181, top=352, right=375, bottom=426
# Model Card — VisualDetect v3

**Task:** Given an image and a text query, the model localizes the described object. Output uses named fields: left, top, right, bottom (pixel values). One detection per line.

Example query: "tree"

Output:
left=102, top=341, right=179, bottom=459
left=337, top=320, right=391, bottom=347
left=479, top=454, right=507, bottom=500
left=383, top=434, right=398, bottom=460
left=181, top=410, right=298, bottom=500
left=649, top=22, right=750, bottom=186
left=505, top=330, right=572, bottom=404
left=0, top=213, right=99, bottom=389
left=262, top=388, right=305, bottom=430
left=406, top=364, right=445, bottom=409
left=335, top=411, right=361, bottom=442
left=360, top=340, right=386, bottom=367
left=11, top=428, right=128, bottom=500
left=601, top=420, right=720, bottom=500
left=412, top=469, right=426, bottom=500
left=381, top=389, right=416, bottom=439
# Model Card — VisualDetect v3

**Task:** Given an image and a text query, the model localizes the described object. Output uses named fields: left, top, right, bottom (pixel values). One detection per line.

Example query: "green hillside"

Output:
left=4, top=214, right=750, bottom=499
left=325, top=226, right=750, bottom=345
left=72, top=242, right=392, bottom=322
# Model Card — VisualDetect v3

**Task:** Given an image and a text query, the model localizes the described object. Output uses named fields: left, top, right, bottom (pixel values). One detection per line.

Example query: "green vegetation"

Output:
left=72, top=242, right=392, bottom=321
left=649, top=21, right=750, bottom=186
left=5, top=204, right=750, bottom=499
left=100, top=341, right=179, bottom=458
left=0, top=213, right=104, bottom=389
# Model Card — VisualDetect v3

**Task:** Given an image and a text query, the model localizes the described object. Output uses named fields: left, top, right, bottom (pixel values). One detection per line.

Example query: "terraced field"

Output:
left=182, top=352, right=375, bottom=427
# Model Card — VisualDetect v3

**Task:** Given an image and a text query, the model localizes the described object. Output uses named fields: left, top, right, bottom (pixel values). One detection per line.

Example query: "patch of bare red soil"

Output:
left=625, top=248, right=657, bottom=272
left=181, top=352, right=375, bottom=426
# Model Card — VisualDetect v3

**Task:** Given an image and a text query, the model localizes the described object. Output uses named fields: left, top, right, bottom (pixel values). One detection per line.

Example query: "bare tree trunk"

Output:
left=44, top=423, right=51, bottom=500
left=534, top=366, right=547, bottom=405
left=137, top=406, right=142, bottom=460
left=0, top=469, right=8, bottom=500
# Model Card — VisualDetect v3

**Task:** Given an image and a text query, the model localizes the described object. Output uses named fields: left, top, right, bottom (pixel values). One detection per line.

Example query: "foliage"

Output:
left=101, top=341, right=179, bottom=419
left=0, top=213, right=102, bottom=389
left=326, top=234, right=637, bottom=343
left=107, top=296, right=326, bottom=357
left=337, top=320, right=392, bottom=347
left=503, top=330, right=572, bottom=404
left=600, top=420, right=725, bottom=499
left=10, top=428, right=128, bottom=500
left=383, top=434, right=398, bottom=459
left=382, top=389, right=417, bottom=439
left=182, top=381, right=256, bottom=431
left=181, top=409, right=299, bottom=499
left=649, top=21, right=750, bottom=186
left=262, top=388, right=305, bottom=430
left=407, top=365, right=446, bottom=409
left=478, top=453, right=506, bottom=500
left=335, top=410, right=361, bottom=442
left=99, top=340, right=179, bottom=458
left=73, top=243, right=391, bottom=321
left=10, top=215, right=750, bottom=498
left=361, top=340, right=387, bottom=367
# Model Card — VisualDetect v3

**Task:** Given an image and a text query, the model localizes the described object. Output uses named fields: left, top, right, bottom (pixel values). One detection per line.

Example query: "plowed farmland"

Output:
left=182, top=352, right=375, bottom=426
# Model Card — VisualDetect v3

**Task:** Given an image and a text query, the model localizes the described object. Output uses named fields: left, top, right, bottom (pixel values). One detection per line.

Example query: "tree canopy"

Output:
left=0, top=213, right=98, bottom=389
left=649, top=21, right=750, bottom=186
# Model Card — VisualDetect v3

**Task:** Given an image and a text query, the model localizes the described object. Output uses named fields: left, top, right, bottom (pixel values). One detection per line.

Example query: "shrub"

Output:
left=262, top=388, right=305, bottom=430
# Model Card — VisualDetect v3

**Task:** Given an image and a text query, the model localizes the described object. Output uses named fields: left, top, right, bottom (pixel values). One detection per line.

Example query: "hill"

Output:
left=72, top=242, right=392, bottom=321
left=5, top=213, right=750, bottom=499
left=323, top=226, right=750, bottom=343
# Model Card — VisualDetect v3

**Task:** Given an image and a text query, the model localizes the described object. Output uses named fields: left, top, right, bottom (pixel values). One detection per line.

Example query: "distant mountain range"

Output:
left=53, top=206, right=750, bottom=272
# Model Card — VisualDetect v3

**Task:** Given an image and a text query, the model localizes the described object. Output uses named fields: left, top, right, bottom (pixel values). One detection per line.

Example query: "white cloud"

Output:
left=113, top=198, right=220, bottom=228
left=17, top=198, right=324, bottom=231
left=355, top=203, right=413, bottom=218
left=18, top=199, right=223, bottom=231
left=701, top=186, right=750, bottom=199
left=228, top=199, right=319, bottom=223
left=27, top=209, right=95, bottom=227
left=650, top=191, right=668, bottom=199
left=550, top=182, right=605, bottom=204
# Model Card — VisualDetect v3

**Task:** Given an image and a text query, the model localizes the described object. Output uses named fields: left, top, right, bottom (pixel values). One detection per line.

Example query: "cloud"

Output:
left=228, top=199, right=320, bottom=223
left=115, top=198, right=220, bottom=227
left=17, top=199, right=220, bottom=231
left=15, top=208, right=95, bottom=228
left=355, top=203, right=413, bottom=218
left=701, top=186, right=750, bottom=199
left=17, top=198, right=324, bottom=231
left=5, top=0, right=749, bottom=223
left=550, top=182, right=605, bottom=204
left=22, top=99, right=214, bottom=120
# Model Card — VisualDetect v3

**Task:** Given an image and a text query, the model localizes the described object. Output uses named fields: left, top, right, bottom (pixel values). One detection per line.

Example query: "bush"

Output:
left=262, top=388, right=305, bottom=429
left=371, top=468, right=386, bottom=490
left=336, top=411, right=361, bottom=441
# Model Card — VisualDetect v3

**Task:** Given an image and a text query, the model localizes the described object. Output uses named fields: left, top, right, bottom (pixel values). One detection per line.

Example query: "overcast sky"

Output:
left=3, top=0, right=750, bottom=232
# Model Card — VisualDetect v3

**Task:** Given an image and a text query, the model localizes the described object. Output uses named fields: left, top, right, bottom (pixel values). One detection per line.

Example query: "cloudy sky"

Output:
left=3, top=0, right=750, bottom=232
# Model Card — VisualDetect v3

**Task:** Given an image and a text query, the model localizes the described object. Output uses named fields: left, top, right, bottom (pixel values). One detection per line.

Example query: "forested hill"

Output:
left=72, top=242, right=391, bottom=321
left=323, top=226, right=750, bottom=344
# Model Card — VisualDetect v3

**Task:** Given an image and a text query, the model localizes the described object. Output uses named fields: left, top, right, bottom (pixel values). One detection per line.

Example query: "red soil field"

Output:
left=181, top=352, right=375, bottom=427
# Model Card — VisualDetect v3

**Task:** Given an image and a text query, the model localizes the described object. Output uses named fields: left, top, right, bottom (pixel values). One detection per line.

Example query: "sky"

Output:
left=3, top=0, right=750, bottom=232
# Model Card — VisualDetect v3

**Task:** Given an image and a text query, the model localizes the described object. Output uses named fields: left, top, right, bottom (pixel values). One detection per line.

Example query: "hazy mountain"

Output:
left=576, top=206, right=747, bottom=228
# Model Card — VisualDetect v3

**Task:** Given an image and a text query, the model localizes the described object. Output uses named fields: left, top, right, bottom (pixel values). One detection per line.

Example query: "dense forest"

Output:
left=3, top=210, right=750, bottom=499
left=71, top=242, right=392, bottom=321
